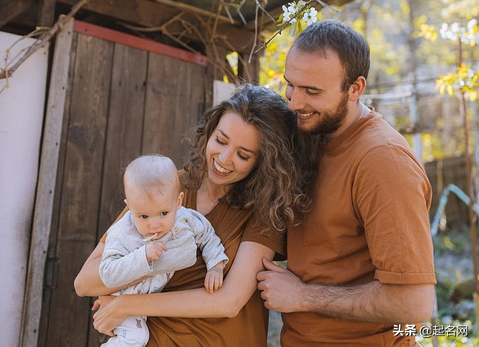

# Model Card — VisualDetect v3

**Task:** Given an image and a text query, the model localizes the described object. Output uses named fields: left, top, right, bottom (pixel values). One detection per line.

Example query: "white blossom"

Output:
left=439, top=19, right=478, bottom=45
left=303, top=8, right=318, bottom=25
left=282, top=1, right=318, bottom=27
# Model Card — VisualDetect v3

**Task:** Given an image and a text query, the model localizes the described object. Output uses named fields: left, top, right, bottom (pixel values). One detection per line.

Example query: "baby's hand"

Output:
left=204, top=262, right=225, bottom=293
left=146, top=242, right=167, bottom=262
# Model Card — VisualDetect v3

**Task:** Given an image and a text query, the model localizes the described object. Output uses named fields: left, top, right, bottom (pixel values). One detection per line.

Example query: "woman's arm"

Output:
left=92, top=241, right=274, bottom=334
left=74, top=242, right=122, bottom=297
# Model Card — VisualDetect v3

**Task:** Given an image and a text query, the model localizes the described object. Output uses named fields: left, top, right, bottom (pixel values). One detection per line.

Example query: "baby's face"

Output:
left=126, top=184, right=182, bottom=239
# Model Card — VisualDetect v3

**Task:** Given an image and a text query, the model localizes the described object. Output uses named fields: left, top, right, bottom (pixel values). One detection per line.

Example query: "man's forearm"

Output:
left=299, top=280, right=435, bottom=323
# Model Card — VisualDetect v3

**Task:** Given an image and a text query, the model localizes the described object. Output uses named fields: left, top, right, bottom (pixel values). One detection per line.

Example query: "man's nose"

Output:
left=288, top=90, right=304, bottom=111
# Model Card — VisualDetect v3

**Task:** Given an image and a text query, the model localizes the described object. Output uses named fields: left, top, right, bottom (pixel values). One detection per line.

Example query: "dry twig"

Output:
left=0, top=0, right=89, bottom=82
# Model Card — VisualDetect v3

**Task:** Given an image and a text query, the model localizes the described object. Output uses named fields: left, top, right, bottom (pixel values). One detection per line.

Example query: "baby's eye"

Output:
left=160, top=211, right=168, bottom=216
left=139, top=215, right=149, bottom=219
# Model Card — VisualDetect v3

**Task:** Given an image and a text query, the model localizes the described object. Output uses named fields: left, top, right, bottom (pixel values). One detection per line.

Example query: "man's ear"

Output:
left=124, top=198, right=128, bottom=206
left=349, top=76, right=367, bottom=102
left=177, top=192, right=185, bottom=210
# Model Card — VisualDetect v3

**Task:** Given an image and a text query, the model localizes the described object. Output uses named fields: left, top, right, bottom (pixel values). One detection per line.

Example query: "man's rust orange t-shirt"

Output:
left=283, top=112, right=436, bottom=347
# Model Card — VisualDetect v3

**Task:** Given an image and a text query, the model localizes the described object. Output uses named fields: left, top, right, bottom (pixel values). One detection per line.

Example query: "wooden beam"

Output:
left=152, top=0, right=240, bottom=25
left=57, top=0, right=256, bottom=53
left=0, top=0, right=36, bottom=28
left=73, top=20, right=207, bottom=66
left=38, top=0, right=57, bottom=27
left=58, top=0, right=188, bottom=27
left=19, top=18, right=73, bottom=347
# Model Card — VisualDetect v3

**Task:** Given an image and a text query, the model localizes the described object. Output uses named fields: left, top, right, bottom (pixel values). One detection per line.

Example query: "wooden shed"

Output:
left=0, top=1, right=352, bottom=346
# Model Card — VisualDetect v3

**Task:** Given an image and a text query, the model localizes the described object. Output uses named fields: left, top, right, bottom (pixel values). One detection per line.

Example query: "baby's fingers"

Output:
left=204, top=274, right=212, bottom=293
left=155, top=241, right=167, bottom=252
left=215, top=275, right=223, bottom=290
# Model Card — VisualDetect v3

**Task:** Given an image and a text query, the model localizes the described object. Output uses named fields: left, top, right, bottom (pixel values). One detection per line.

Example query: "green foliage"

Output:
left=259, top=0, right=479, bottom=162
left=259, top=32, right=294, bottom=93
left=436, top=64, right=479, bottom=101
left=418, top=334, right=479, bottom=347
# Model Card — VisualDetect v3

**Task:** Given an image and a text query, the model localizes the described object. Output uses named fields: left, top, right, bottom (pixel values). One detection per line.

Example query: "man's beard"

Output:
left=298, top=92, right=349, bottom=136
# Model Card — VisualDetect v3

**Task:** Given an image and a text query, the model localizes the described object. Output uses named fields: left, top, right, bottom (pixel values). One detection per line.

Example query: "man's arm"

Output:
left=257, top=259, right=435, bottom=323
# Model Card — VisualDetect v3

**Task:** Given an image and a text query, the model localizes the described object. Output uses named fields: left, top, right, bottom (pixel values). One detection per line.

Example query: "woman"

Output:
left=74, top=84, right=311, bottom=346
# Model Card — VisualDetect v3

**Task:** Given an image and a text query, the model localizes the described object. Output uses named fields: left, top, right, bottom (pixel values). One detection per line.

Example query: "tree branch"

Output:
left=0, top=0, right=89, bottom=81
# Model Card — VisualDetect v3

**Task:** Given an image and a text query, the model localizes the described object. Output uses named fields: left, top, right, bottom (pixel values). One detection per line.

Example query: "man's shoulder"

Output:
left=355, top=116, right=411, bottom=155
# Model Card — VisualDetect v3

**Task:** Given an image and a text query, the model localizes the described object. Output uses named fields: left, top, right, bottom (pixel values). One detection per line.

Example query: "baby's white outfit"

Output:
left=99, top=206, right=228, bottom=347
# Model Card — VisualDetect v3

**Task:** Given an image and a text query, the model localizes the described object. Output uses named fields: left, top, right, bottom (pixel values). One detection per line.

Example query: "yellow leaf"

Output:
left=470, top=90, right=477, bottom=101
left=447, top=84, right=454, bottom=96
left=266, top=42, right=277, bottom=53
left=439, top=83, right=446, bottom=95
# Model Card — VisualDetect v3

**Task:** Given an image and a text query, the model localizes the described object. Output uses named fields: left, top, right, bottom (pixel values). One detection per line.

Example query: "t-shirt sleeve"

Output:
left=240, top=214, right=286, bottom=259
left=354, top=144, right=436, bottom=285
left=100, top=205, right=129, bottom=244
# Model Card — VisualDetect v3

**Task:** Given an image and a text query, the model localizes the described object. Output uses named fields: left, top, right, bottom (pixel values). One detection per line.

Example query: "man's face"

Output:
left=284, top=47, right=351, bottom=136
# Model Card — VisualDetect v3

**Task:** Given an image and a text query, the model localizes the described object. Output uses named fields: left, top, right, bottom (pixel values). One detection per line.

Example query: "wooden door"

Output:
left=38, top=20, right=207, bottom=347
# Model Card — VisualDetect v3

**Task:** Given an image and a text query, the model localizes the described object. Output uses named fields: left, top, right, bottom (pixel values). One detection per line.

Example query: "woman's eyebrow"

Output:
left=217, top=129, right=257, bottom=155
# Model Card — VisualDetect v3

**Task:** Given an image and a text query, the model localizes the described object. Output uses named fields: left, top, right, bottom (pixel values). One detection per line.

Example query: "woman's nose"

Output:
left=219, top=148, right=233, bottom=163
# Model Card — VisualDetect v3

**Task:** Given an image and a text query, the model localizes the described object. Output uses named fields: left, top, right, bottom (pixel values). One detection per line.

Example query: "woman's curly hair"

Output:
left=182, top=83, right=315, bottom=233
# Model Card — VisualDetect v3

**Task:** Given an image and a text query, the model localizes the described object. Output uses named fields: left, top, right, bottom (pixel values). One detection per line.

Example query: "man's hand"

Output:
left=146, top=241, right=167, bottom=262
left=204, top=262, right=225, bottom=294
left=256, top=258, right=306, bottom=313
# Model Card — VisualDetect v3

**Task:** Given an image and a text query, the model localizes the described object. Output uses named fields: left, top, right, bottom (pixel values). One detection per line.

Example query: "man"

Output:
left=257, top=19, right=436, bottom=346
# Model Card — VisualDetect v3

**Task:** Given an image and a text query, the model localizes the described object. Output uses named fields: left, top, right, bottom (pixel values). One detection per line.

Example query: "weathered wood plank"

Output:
left=142, top=54, right=205, bottom=167
left=172, top=60, right=206, bottom=163
left=97, top=43, right=149, bottom=236
left=142, top=54, right=177, bottom=158
left=20, top=18, right=73, bottom=347
left=37, top=28, right=79, bottom=347
left=37, top=0, right=56, bottom=27
left=42, top=32, right=114, bottom=347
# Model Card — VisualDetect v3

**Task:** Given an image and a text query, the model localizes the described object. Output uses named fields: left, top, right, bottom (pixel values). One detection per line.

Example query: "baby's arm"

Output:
left=100, top=241, right=153, bottom=288
left=204, top=261, right=225, bottom=293
left=184, top=209, right=228, bottom=293
left=99, top=215, right=160, bottom=288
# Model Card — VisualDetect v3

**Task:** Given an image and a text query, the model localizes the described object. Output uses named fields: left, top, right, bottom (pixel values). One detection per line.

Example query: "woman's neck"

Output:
left=202, top=179, right=227, bottom=202
left=196, top=179, right=228, bottom=215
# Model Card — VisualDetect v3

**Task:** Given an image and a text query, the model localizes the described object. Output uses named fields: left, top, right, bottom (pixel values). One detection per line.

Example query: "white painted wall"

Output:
left=213, top=80, right=235, bottom=105
left=0, top=32, right=49, bottom=347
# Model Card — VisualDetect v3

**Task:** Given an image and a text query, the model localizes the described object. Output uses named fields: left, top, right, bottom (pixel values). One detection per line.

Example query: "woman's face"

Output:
left=205, top=111, right=260, bottom=188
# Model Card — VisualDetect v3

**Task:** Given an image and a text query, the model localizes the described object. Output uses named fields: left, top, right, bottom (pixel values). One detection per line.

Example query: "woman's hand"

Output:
left=92, top=295, right=126, bottom=337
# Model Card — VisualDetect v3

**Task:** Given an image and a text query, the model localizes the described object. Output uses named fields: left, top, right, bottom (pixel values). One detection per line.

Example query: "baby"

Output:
left=99, top=154, right=228, bottom=347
